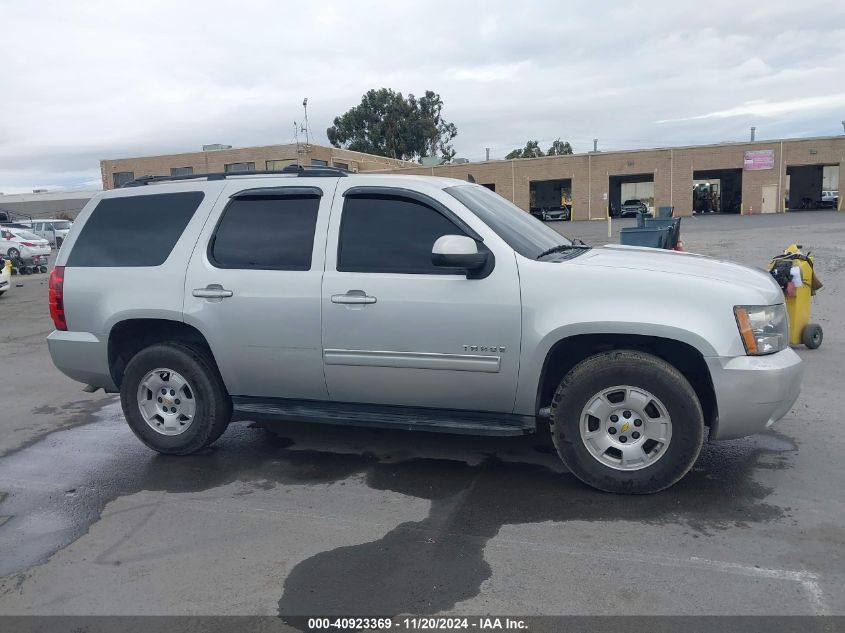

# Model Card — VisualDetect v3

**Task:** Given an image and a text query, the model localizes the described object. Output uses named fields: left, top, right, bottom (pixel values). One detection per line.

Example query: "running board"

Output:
left=231, top=397, right=536, bottom=436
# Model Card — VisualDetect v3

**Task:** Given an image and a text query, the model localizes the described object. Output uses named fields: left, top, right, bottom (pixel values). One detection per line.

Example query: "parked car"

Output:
left=47, top=167, right=802, bottom=494
left=0, top=256, right=10, bottom=296
left=619, top=199, right=651, bottom=217
left=817, top=191, right=839, bottom=209
left=24, top=219, right=73, bottom=247
left=537, top=206, right=571, bottom=222
left=1, top=227, right=51, bottom=261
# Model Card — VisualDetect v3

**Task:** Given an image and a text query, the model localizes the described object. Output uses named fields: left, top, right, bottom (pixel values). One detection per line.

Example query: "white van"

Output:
left=27, top=219, right=73, bottom=247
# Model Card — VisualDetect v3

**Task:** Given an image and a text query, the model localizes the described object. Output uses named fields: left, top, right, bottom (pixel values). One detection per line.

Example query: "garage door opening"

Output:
left=786, top=164, right=839, bottom=210
left=529, top=178, right=572, bottom=219
left=692, top=169, right=742, bottom=214
left=608, top=174, right=653, bottom=217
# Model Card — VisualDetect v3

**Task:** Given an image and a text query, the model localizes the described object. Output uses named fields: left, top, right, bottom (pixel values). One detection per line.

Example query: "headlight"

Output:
left=734, top=305, right=788, bottom=355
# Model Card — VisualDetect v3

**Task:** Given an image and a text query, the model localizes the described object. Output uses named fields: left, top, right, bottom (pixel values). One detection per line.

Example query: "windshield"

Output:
left=51, top=221, right=72, bottom=230
left=445, top=185, right=570, bottom=258
left=14, top=230, right=41, bottom=241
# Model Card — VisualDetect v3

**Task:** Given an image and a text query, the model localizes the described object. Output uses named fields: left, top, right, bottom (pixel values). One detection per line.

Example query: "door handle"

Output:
left=331, top=290, right=377, bottom=305
left=192, top=284, right=233, bottom=299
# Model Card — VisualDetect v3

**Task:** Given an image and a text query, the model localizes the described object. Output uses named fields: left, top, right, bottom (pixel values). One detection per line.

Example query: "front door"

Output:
left=321, top=183, right=522, bottom=413
left=183, top=181, right=336, bottom=400
left=762, top=185, right=778, bottom=213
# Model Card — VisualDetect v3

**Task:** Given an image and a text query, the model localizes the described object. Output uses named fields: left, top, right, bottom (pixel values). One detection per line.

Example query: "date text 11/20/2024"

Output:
left=305, top=617, right=528, bottom=630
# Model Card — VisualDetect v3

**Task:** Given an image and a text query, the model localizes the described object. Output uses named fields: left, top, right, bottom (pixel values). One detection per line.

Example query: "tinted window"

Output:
left=446, top=185, right=568, bottom=258
left=210, top=195, right=319, bottom=270
left=338, top=195, right=466, bottom=274
left=67, top=192, right=204, bottom=267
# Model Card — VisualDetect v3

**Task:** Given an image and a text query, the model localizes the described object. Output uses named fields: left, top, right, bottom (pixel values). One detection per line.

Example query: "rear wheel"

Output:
left=550, top=350, right=704, bottom=494
left=120, top=342, right=232, bottom=455
left=802, top=323, right=823, bottom=349
left=7, top=248, right=20, bottom=260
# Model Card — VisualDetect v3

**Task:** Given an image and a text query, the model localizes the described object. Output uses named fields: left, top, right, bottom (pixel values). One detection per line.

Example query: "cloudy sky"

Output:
left=1, top=0, right=843, bottom=193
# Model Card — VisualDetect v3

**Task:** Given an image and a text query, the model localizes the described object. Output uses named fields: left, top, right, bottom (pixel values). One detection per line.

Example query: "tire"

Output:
left=120, top=342, right=232, bottom=455
left=550, top=350, right=704, bottom=494
left=7, top=248, right=20, bottom=260
left=802, top=323, right=823, bottom=349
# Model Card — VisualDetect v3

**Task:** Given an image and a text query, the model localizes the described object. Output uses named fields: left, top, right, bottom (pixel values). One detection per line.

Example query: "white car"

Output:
left=1, top=227, right=51, bottom=261
left=0, top=256, right=10, bottom=296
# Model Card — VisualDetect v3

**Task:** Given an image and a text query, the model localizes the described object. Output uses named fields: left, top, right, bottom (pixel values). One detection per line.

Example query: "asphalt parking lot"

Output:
left=0, top=211, right=844, bottom=622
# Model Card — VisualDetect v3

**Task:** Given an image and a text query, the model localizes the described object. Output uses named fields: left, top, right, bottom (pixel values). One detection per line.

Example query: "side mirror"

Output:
left=432, top=235, right=488, bottom=273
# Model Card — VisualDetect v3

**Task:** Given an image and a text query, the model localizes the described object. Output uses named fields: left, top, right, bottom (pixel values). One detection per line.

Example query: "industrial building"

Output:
left=0, top=190, right=96, bottom=222
left=98, top=135, right=843, bottom=220
left=100, top=143, right=416, bottom=189
left=378, top=135, right=844, bottom=219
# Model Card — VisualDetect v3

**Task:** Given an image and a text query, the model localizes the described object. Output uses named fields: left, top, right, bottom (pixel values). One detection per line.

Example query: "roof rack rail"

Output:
left=121, top=164, right=348, bottom=187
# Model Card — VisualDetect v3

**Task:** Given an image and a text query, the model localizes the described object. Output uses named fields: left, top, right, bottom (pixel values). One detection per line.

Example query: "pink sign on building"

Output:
left=744, top=149, right=775, bottom=171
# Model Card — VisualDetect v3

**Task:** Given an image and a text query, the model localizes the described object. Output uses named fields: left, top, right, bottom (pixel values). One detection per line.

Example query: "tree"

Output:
left=505, top=140, right=544, bottom=160
left=326, top=89, right=458, bottom=162
left=547, top=138, right=573, bottom=156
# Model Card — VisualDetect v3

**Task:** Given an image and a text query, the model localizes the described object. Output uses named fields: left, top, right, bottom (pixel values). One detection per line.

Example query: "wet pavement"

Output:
left=1, top=212, right=844, bottom=619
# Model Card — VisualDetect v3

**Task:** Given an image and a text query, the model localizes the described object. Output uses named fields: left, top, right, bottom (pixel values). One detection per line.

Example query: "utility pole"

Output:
left=841, top=120, right=845, bottom=134
left=593, top=138, right=598, bottom=152
left=485, top=147, right=490, bottom=161
left=750, top=126, right=756, bottom=142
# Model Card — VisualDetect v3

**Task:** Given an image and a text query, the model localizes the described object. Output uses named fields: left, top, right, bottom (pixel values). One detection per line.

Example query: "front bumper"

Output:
left=47, top=330, right=117, bottom=392
left=706, top=348, right=803, bottom=440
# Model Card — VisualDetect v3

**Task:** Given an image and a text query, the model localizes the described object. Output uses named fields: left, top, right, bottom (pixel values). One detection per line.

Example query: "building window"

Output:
left=311, top=159, right=328, bottom=167
left=112, top=172, right=134, bottom=188
left=266, top=159, right=296, bottom=171
left=171, top=167, right=193, bottom=176
left=224, top=162, right=255, bottom=173
left=332, top=161, right=349, bottom=171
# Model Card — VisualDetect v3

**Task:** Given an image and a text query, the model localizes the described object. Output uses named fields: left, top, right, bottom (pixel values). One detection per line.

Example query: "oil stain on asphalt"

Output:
left=0, top=403, right=796, bottom=617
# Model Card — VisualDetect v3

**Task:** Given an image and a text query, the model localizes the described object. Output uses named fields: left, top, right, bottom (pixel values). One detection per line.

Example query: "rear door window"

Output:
left=66, top=192, right=204, bottom=267
left=209, top=192, right=320, bottom=270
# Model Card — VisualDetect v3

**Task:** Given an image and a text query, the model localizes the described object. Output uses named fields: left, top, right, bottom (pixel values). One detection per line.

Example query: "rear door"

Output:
left=183, top=180, right=337, bottom=399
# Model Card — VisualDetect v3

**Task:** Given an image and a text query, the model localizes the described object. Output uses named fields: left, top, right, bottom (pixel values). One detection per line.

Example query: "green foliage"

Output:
left=547, top=138, right=573, bottom=155
left=505, top=140, right=545, bottom=160
left=326, top=89, right=458, bottom=162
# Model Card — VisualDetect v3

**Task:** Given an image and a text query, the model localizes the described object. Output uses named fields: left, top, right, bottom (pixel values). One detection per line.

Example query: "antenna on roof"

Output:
left=302, top=98, right=310, bottom=146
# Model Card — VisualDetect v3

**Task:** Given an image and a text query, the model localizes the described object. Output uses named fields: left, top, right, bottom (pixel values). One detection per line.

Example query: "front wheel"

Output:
left=550, top=350, right=704, bottom=494
left=7, top=248, right=20, bottom=260
left=120, top=342, right=232, bottom=455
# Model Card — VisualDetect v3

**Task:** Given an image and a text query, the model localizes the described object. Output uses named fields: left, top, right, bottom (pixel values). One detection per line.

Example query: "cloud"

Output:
left=657, top=94, right=845, bottom=123
left=1, top=0, right=844, bottom=189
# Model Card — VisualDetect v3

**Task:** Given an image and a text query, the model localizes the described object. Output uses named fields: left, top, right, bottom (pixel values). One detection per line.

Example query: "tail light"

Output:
left=49, top=266, right=67, bottom=331
left=22, top=241, right=38, bottom=247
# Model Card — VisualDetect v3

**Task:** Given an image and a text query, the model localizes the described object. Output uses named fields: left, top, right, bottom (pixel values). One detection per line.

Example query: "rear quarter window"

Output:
left=67, top=192, right=204, bottom=267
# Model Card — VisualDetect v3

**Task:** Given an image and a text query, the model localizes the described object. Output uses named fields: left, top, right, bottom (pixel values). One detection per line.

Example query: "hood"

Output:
left=575, top=244, right=782, bottom=300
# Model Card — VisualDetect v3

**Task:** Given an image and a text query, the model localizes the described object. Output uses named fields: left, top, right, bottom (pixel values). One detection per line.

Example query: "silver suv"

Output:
left=47, top=167, right=803, bottom=493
